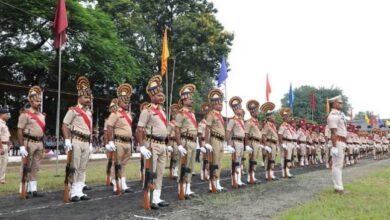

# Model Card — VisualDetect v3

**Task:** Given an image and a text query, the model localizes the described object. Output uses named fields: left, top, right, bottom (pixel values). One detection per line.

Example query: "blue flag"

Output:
left=217, top=56, right=228, bottom=87
left=289, top=82, right=294, bottom=108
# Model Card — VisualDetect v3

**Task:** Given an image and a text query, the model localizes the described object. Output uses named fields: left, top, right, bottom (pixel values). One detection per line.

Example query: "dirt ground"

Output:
left=0, top=157, right=387, bottom=220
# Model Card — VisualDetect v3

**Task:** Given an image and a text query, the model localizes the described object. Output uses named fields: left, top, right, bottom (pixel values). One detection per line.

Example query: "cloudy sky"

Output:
left=211, top=0, right=390, bottom=119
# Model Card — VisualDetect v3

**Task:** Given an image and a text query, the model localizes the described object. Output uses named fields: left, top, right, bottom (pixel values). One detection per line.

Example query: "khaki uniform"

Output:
left=327, top=108, right=347, bottom=191
left=63, top=105, right=92, bottom=186
left=306, top=130, right=313, bottom=162
left=278, top=122, right=294, bottom=161
left=263, top=121, right=279, bottom=170
left=245, top=117, right=264, bottom=167
left=198, top=118, right=208, bottom=180
left=167, top=120, right=178, bottom=174
left=297, top=127, right=307, bottom=165
left=206, top=110, right=225, bottom=178
left=175, top=108, right=198, bottom=183
left=17, top=108, right=45, bottom=181
left=107, top=108, right=133, bottom=178
left=0, top=119, right=10, bottom=183
left=138, top=104, right=167, bottom=190
left=227, top=116, right=245, bottom=164
left=290, top=126, right=298, bottom=164
left=318, top=132, right=326, bottom=163
left=311, top=132, right=319, bottom=163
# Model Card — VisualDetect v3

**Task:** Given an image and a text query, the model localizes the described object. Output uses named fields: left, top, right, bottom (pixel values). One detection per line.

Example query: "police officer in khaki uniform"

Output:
left=198, top=103, right=211, bottom=181
left=17, top=86, right=46, bottom=197
left=204, top=89, right=225, bottom=192
left=297, top=120, right=308, bottom=166
left=226, top=96, right=249, bottom=187
left=278, top=108, right=295, bottom=178
left=136, top=75, right=169, bottom=209
left=106, top=84, right=134, bottom=193
left=0, top=105, right=11, bottom=184
left=62, top=76, right=93, bottom=202
left=260, top=101, right=278, bottom=180
left=244, top=100, right=262, bottom=184
left=327, top=95, right=347, bottom=194
left=167, top=104, right=180, bottom=179
left=175, top=84, right=198, bottom=197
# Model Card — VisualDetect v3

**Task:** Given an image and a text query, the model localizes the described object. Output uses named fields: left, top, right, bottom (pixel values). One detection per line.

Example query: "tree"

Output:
left=281, top=85, right=350, bottom=124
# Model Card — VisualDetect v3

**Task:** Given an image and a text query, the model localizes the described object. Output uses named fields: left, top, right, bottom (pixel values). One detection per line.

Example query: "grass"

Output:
left=275, top=166, right=390, bottom=220
left=1, top=152, right=267, bottom=195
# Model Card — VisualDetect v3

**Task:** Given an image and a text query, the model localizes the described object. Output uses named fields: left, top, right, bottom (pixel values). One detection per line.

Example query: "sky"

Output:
left=211, top=0, right=390, bottom=119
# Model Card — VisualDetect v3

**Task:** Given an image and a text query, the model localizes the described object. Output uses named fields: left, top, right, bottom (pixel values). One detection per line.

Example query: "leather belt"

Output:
left=336, top=135, right=346, bottom=143
left=249, top=136, right=261, bottom=142
left=267, top=139, right=277, bottom=144
left=181, top=133, right=197, bottom=142
left=1, top=142, right=8, bottom=145
left=146, top=135, right=167, bottom=144
left=297, top=140, right=306, bottom=144
left=211, top=131, right=224, bottom=141
left=23, top=134, right=43, bottom=142
left=72, top=131, right=90, bottom=142
left=114, top=135, right=132, bottom=143
left=282, top=138, right=293, bottom=143
left=232, top=136, right=244, bottom=142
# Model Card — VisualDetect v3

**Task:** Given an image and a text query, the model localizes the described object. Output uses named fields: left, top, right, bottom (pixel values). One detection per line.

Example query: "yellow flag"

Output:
left=325, top=97, right=330, bottom=114
left=386, top=120, right=390, bottom=127
left=364, top=113, right=370, bottom=124
left=160, top=29, right=169, bottom=76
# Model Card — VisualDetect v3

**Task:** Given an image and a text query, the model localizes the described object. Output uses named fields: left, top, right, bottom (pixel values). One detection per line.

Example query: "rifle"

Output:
left=179, top=130, right=191, bottom=200
left=106, top=151, right=113, bottom=186
left=140, top=155, right=144, bottom=182
left=143, top=127, right=156, bottom=209
left=20, top=130, right=31, bottom=200
left=114, top=149, right=122, bottom=195
left=201, top=149, right=209, bottom=181
left=248, top=134, right=256, bottom=184
left=169, top=152, right=176, bottom=179
left=64, top=128, right=75, bottom=202
left=209, top=149, right=217, bottom=193
left=231, top=133, right=238, bottom=189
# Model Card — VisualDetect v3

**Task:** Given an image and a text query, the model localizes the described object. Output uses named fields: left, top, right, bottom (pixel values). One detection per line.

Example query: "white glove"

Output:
left=166, top=146, right=173, bottom=152
left=65, top=139, right=72, bottom=151
left=108, top=141, right=116, bottom=151
left=312, top=146, right=315, bottom=149
left=282, top=143, right=287, bottom=149
left=259, top=144, right=265, bottom=149
left=331, top=147, right=339, bottom=157
left=200, top=147, right=207, bottom=153
left=19, top=146, right=28, bottom=158
left=245, top=145, right=253, bottom=153
left=227, top=145, right=235, bottom=153
left=140, top=146, right=152, bottom=159
left=265, top=146, right=272, bottom=153
left=178, top=145, right=187, bottom=156
left=205, top=143, right=213, bottom=152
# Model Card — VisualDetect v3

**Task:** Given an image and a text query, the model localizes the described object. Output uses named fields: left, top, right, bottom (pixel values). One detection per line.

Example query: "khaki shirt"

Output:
left=346, top=131, right=354, bottom=143
left=175, top=108, right=198, bottom=136
left=0, top=119, right=10, bottom=142
left=324, top=125, right=331, bottom=139
left=63, top=105, right=92, bottom=135
left=318, top=133, right=325, bottom=143
left=198, top=119, right=207, bottom=136
left=107, top=109, right=133, bottom=138
left=227, top=116, right=245, bottom=138
left=137, top=104, right=167, bottom=138
left=17, top=108, right=46, bottom=137
left=245, top=117, right=263, bottom=139
left=306, top=131, right=313, bottom=144
left=278, top=122, right=293, bottom=140
left=297, top=128, right=307, bottom=142
left=311, top=132, right=319, bottom=143
left=167, top=120, right=176, bottom=139
left=327, top=109, right=347, bottom=137
left=263, top=121, right=278, bottom=142
left=206, top=110, right=225, bottom=138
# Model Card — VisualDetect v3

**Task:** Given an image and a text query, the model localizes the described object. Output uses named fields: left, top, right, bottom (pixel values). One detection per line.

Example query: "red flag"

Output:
left=53, top=0, right=68, bottom=49
left=310, top=92, right=316, bottom=111
left=266, top=74, right=271, bottom=101
left=369, top=115, right=374, bottom=126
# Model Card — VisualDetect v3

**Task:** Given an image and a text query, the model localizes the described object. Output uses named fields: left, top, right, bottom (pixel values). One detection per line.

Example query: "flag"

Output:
left=378, top=117, right=384, bottom=127
left=53, top=0, right=68, bottom=49
left=325, top=97, right=330, bottom=114
left=160, top=28, right=169, bottom=76
left=266, top=73, right=271, bottom=101
left=369, top=115, right=374, bottom=126
left=288, top=82, right=294, bottom=108
left=217, top=56, right=227, bottom=87
left=310, top=92, right=316, bottom=112
left=364, top=112, right=369, bottom=124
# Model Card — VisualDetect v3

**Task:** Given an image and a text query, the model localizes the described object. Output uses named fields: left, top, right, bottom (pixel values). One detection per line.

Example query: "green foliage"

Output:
left=280, top=85, right=350, bottom=124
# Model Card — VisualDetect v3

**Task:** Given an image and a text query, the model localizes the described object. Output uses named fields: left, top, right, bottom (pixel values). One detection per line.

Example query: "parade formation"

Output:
left=0, top=74, right=389, bottom=212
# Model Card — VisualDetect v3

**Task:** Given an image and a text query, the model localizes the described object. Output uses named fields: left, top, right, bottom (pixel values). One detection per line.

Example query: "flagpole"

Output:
left=55, top=34, right=62, bottom=177
left=224, top=81, right=228, bottom=127
left=169, top=58, right=176, bottom=121
left=166, top=72, right=169, bottom=121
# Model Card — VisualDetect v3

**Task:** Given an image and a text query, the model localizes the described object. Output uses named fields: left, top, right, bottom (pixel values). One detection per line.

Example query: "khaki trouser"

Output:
left=21, top=141, right=44, bottom=181
left=177, top=139, right=196, bottom=183
left=264, top=142, right=277, bottom=170
left=232, top=140, right=244, bottom=163
left=210, top=137, right=224, bottom=178
left=0, top=145, right=8, bottom=182
left=332, top=141, right=346, bottom=190
left=247, top=142, right=262, bottom=173
left=72, top=139, right=90, bottom=183
left=111, top=141, right=131, bottom=179
left=145, top=141, right=166, bottom=190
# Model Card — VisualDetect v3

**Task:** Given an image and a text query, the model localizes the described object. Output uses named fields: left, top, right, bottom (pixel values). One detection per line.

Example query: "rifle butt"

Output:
left=63, top=184, right=70, bottom=203
left=178, top=182, right=185, bottom=200
left=20, top=183, right=26, bottom=200
left=143, top=191, right=150, bottom=209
